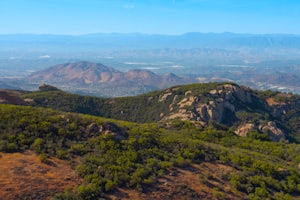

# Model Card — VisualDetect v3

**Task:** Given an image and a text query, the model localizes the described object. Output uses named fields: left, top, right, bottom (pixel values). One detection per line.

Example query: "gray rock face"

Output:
left=161, top=83, right=288, bottom=141
left=259, top=121, right=285, bottom=141
left=165, top=84, right=255, bottom=125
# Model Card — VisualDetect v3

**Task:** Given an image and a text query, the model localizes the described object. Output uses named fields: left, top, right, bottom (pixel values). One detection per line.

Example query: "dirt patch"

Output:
left=0, top=152, right=247, bottom=200
left=0, top=151, right=81, bottom=200
left=266, top=98, right=277, bottom=106
left=266, top=97, right=286, bottom=106
left=107, top=162, right=247, bottom=200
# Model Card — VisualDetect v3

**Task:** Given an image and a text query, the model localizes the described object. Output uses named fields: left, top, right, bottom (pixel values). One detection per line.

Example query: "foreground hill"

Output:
left=2, top=82, right=299, bottom=142
left=1, top=104, right=300, bottom=199
left=25, top=61, right=192, bottom=97
left=0, top=151, right=81, bottom=199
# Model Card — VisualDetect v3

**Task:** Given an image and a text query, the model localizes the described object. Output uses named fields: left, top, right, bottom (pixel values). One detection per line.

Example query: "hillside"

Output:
left=25, top=61, right=192, bottom=97
left=0, top=151, right=81, bottom=200
left=1, top=104, right=300, bottom=199
left=4, top=82, right=298, bottom=142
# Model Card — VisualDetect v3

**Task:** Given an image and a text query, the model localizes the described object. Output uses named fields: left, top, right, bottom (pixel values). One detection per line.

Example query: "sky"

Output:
left=0, top=0, right=300, bottom=35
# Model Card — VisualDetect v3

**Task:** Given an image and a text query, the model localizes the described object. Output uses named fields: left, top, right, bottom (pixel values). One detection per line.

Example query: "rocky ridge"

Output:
left=1, top=82, right=299, bottom=142
left=155, top=83, right=293, bottom=141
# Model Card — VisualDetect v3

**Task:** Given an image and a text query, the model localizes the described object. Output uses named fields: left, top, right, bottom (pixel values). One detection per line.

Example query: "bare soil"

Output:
left=0, top=151, right=81, bottom=200
left=107, top=163, right=247, bottom=200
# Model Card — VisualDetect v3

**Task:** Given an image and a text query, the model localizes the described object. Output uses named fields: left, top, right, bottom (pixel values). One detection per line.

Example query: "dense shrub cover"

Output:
left=1, top=104, right=300, bottom=199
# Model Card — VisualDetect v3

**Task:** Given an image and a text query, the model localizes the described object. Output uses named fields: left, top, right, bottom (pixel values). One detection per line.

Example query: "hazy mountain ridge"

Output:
left=28, top=61, right=124, bottom=84
left=24, top=61, right=193, bottom=96
left=1, top=32, right=300, bottom=51
left=1, top=33, right=300, bottom=95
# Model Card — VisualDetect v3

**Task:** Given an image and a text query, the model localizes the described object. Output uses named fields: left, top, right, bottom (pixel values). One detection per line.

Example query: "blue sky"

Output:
left=0, top=0, right=300, bottom=35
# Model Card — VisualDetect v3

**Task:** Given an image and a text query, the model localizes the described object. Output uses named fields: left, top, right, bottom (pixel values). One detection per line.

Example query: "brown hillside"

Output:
left=107, top=163, right=247, bottom=200
left=0, top=150, right=246, bottom=200
left=0, top=151, right=82, bottom=200
left=25, top=61, right=194, bottom=96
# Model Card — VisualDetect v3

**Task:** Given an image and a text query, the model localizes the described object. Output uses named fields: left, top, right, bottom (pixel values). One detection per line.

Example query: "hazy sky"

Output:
left=1, top=0, right=300, bottom=35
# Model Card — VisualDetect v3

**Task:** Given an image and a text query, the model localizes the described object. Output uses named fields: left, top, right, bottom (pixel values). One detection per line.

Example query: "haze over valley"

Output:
left=1, top=33, right=300, bottom=95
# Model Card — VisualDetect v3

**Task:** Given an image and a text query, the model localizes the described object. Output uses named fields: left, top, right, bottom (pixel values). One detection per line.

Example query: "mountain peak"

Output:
left=27, top=61, right=121, bottom=85
left=58, top=61, right=111, bottom=71
left=26, top=61, right=194, bottom=96
left=38, top=84, right=61, bottom=92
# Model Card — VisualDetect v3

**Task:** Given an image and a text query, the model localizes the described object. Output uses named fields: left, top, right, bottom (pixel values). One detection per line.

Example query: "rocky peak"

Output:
left=164, top=83, right=259, bottom=126
left=25, top=61, right=196, bottom=96
left=38, top=84, right=60, bottom=92
left=154, top=83, right=292, bottom=141
left=125, top=69, right=157, bottom=79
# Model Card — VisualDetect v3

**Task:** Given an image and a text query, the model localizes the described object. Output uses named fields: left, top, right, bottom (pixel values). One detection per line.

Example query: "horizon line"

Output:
left=0, top=32, right=300, bottom=37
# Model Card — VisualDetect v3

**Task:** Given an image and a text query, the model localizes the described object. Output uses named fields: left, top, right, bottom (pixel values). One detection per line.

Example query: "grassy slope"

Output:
left=1, top=104, right=300, bottom=199
left=19, top=82, right=231, bottom=123
left=18, top=82, right=300, bottom=142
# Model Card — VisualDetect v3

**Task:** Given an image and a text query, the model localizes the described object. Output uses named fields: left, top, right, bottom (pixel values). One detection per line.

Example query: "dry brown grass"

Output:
left=107, top=162, right=247, bottom=200
left=0, top=150, right=247, bottom=200
left=0, top=151, right=81, bottom=200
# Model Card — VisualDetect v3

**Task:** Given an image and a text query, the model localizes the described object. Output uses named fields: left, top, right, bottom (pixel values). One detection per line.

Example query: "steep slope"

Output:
left=25, top=61, right=193, bottom=97
left=9, top=82, right=299, bottom=142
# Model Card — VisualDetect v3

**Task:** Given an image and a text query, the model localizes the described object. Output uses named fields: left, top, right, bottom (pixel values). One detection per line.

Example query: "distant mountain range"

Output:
left=1, top=32, right=300, bottom=95
left=25, top=61, right=193, bottom=96
left=1, top=32, right=300, bottom=51
left=1, top=60, right=299, bottom=96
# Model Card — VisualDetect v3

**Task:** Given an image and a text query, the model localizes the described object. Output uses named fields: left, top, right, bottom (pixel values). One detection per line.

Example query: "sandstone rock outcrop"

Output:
left=159, top=83, right=289, bottom=141
left=165, top=84, right=257, bottom=126
left=259, top=121, right=285, bottom=141
left=87, top=122, right=128, bottom=140
left=235, top=123, right=256, bottom=137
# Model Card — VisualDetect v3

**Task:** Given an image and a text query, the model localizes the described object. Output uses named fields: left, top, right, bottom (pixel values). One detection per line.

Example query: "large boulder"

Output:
left=235, top=123, right=257, bottom=137
left=99, top=122, right=128, bottom=141
left=87, top=122, right=128, bottom=140
left=259, top=121, right=285, bottom=141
